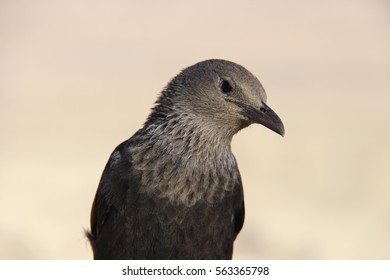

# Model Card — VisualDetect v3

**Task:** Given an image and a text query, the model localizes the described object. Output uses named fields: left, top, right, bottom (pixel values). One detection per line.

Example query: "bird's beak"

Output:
left=253, top=102, right=285, bottom=136
left=233, top=101, right=285, bottom=136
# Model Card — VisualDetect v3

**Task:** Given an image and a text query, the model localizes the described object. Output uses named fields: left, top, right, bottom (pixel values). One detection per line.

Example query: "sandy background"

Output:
left=1, top=0, right=389, bottom=259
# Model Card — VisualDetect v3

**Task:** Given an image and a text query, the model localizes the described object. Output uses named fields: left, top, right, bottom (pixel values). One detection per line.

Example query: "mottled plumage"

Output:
left=87, top=59, right=284, bottom=259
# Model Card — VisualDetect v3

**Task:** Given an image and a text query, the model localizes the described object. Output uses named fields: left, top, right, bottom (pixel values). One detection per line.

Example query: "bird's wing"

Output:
left=233, top=178, right=245, bottom=239
left=88, top=141, right=134, bottom=255
left=234, top=199, right=245, bottom=238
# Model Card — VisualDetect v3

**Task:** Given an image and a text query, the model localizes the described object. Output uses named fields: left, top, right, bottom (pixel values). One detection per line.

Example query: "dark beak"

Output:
left=234, top=101, right=285, bottom=136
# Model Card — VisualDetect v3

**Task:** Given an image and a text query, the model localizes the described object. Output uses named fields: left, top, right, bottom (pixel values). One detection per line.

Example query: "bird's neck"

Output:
left=129, top=115, right=240, bottom=206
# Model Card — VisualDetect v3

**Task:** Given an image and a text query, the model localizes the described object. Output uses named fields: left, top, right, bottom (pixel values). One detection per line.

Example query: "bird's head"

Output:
left=148, top=59, right=285, bottom=139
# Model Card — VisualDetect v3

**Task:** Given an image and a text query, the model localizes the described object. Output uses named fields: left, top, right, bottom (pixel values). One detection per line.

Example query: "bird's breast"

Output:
left=128, top=132, right=240, bottom=207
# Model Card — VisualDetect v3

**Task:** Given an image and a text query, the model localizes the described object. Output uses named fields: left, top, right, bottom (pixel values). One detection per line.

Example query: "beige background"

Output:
left=1, top=0, right=389, bottom=259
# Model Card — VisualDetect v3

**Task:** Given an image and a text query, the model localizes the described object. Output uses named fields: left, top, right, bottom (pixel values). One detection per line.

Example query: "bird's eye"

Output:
left=220, top=80, right=232, bottom=93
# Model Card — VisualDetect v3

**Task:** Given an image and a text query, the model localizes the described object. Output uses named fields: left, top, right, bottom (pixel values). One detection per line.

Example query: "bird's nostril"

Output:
left=260, top=107, right=267, bottom=113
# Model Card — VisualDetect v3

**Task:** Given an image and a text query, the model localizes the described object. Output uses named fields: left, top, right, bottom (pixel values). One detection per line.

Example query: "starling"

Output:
left=87, top=59, right=284, bottom=259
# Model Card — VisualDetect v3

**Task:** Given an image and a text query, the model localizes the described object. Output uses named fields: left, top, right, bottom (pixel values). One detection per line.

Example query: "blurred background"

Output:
left=1, top=0, right=389, bottom=259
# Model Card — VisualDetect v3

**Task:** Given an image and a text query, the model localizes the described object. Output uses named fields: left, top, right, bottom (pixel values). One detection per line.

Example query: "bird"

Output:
left=87, top=59, right=284, bottom=259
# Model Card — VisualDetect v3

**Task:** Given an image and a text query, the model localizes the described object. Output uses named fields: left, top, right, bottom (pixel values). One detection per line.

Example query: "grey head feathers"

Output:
left=128, top=59, right=284, bottom=206
left=146, top=59, right=284, bottom=139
